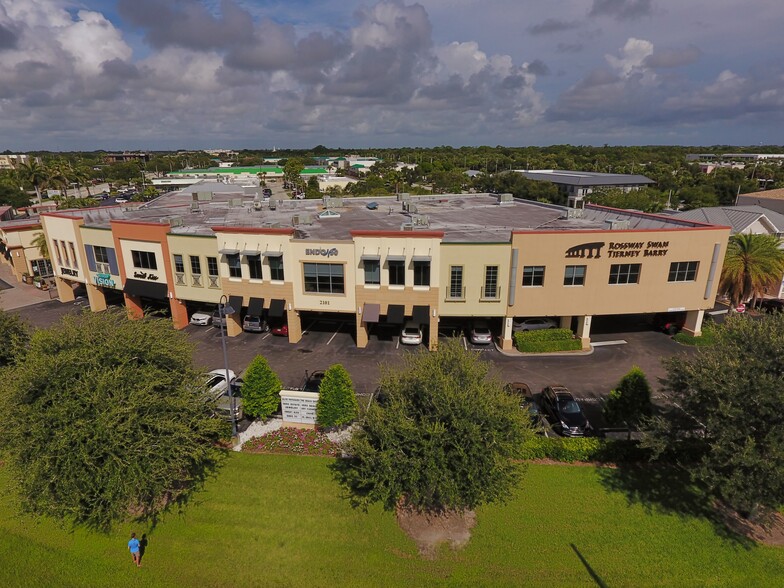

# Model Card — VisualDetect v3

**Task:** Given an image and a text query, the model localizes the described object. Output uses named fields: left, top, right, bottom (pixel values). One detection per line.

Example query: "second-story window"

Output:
left=190, top=255, right=201, bottom=275
left=131, top=250, right=157, bottom=270
left=364, top=260, right=380, bottom=285
left=248, top=255, right=262, bottom=280
left=449, top=266, right=463, bottom=299
left=413, top=260, right=430, bottom=286
left=522, top=266, right=544, bottom=287
left=173, top=254, right=185, bottom=273
left=483, top=265, right=499, bottom=298
left=269, top=255, right=285, bottom=281
left=226, top=254, right=242, bottom=278
left=388, top=260, right=405, bottom=286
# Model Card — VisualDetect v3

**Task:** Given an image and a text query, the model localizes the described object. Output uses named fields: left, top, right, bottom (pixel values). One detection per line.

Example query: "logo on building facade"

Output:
left=133, top=271, right=160, bottom=281
left=565, top=241, right=669, bottom=259
left=565, top=242, right=604, bottom=259
left=94, top=273, right=116, bottom=288
left=305, top=247, right=338, bottom=258
left=61, top=267, right=79, bottom=277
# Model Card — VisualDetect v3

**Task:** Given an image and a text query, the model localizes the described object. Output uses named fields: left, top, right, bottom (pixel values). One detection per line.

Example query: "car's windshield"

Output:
left=404, top=328, right=419, bottom=335
left=559, top=399, right=581, bottom=414
left=474, top=328, right=490, bottom=335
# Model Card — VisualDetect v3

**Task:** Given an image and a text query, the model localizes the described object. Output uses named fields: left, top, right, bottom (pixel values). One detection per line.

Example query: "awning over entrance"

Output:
left=386, top=304, right=405, bottom=325
left=360, top=254, right=380, bottom=261
left=247, top=297, right=264, bottom=316
left=386, top=254, right=406, bottom=262
left=228, top=295, right=243, bottom=315
left=412, top=305, right=430, bottom=325
left=412, top=255, right=431, bottom=262
left=124, top=279, right=168, bottom=300
left=218, top=247, right=239, bottom=255
left=262, top=251, right=283, bottom=257
left=268, top=299, right=286, bottom=318
left=362, top=303, right=381, bottom=323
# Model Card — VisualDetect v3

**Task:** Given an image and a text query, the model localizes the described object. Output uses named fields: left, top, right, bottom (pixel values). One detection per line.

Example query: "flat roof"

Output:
left=62, top=186, right=714, bottom=243
left=515, top=169, right=655, bottom=186
left=169, top=167, right=283, bottom=175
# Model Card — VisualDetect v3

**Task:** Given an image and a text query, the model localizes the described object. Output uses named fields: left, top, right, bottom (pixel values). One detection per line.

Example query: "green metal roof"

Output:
left=300, top=168, right=328, bottom=174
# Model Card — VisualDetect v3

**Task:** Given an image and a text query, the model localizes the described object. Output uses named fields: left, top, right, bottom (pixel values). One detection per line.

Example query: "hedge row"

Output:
left=516, top=327, right=574, bottom=341
left=516, top=339, right=583, bottom=353
left=519, top=435, right=650, bottom=463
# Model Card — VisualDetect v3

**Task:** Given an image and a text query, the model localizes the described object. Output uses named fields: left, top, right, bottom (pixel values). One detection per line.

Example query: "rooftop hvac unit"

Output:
left=300, top=213, right=313, bottom=225
left=496, top=193, right=513, bottom=205
left=402, top=201, right=418, bottom=213
left=253, top=198, right=263, bottom=211
left=193, top=191, right=213, bottom=201
left=397, top=192, right=411, bottom=202
left=292, top=214, right=300, bottom=225
left=168, top=216, right=183, bottom=227
left=262, top=222, right=281, bottom=228
left=605, top=218, right=630, bottom=230
left=269, top=199, right=277, bottom=210
left=412, top=214, right=429, bottom=226
left=230, top=198, right=243, bottom=207
left=565, top=207, right=584, bottom=219
left=190, top=202, right=200, bottom=212
left=401, top=222, right=414, bottom=231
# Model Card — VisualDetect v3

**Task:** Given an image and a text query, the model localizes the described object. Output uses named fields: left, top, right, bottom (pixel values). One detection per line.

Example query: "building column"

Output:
left=500, top=316, right=514, bottom=351
left=55, top=276, right=76, bottom=302
left=356, top=318, right=369, bottom=348
left=170, top=298, right=189, bottom=330
left=682, top=309, right=704, bottom=337
left=287, top=308, right=302, bottom=344
left=124, top=293, right=144, bottom=320
left=427, top=312, right=438, bottom=350
left=560, top=315, right=573, bottom=329
left=85, top=283, right=107, bottom=312
left=576, top=315, right=592, bottom=350
left=226, top=312, right=242, bottom=337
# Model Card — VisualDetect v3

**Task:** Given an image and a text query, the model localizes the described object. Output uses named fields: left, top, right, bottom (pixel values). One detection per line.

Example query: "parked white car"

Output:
left=400, top=321, right=423, bottom=345
left=469, top=320, right=493, bottom=345
left=513, top=317, right=558, bottom=332
left=190, top=311, right=212, bottom=326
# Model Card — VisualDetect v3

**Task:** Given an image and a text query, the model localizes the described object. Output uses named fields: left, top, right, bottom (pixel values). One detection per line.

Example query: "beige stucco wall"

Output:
left=81, top=226, right=121, bottom=290
left=291, top=239, right=356, bottom=313
left=509, top=228, right=730, bottom=318
left=119, top=238, right=167, bottom=286
left=41, top=215, right=87, bottom=283
left=168, top=234, right=222, bottom=304
left=439, top=242, right=509, bottom=317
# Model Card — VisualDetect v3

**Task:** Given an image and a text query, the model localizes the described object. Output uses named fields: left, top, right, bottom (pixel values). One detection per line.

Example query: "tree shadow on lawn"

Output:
left=596, top=463, right=755, bottom=548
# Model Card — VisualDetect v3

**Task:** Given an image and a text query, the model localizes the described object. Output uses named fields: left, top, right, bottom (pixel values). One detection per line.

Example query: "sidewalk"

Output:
left=0, top=263, right=58, bottom=310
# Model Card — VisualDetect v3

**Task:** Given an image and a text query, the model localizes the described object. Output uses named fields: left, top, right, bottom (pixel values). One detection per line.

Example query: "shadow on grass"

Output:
left=596, top=463, right=754, bottom=548
left=570, top=544, right=608, bottom=588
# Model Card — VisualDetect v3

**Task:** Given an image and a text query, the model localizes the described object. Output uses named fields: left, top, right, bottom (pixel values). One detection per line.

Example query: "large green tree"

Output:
left=719, top=233, right=784, bottom=307
left=17, top=159, right=47, bottom=203
left=316, top=364, right=358, bottom=427
left=332, top=339, right=530, bottom=513
left=0, top=310, right=225, bottom=531
left=0, top=308, right=29, bottom=367
left=645, top=314, right=784, bottom=523
left=603, top=366, right=653, bottom=429
left=0, top=183, right=30, bottom=209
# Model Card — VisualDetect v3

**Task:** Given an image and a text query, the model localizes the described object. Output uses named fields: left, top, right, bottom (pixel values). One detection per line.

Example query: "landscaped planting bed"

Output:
left=242, top=427, right=340, bottom=457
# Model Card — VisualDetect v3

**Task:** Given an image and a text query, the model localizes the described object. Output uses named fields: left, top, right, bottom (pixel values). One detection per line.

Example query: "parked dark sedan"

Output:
left=540, top=385, right=591, bottom=437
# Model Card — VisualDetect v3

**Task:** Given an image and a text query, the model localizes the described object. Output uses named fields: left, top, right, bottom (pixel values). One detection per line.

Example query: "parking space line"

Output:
left=301, top=320, right=317, bottom=336
left=206, top=327, right=215, bottom=333
left=327, top=323, right=342, bottom=345
left=462, top=336, right=468, bottom=351
left=261, top=333, right=271, bottom=340
left=396, top=337, right=400, bottom=350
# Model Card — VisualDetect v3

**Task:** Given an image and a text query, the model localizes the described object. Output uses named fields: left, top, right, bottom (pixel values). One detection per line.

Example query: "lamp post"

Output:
left=218, top=294, right=237, bottom=439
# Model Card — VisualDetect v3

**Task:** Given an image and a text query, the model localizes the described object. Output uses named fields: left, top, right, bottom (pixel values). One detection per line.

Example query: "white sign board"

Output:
left=279, top=390, right=319, bottom=427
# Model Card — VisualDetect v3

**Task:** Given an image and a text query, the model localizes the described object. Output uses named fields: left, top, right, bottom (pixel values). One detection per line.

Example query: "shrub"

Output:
left=514, top=328, right=582, bottom=352
left=241, top=355, right=282, bottom=419
left=673, top=322, right=716, bottom=346
left=603, top=366, right=652, bottom=428
left=519, top=436, right=649, bottom=463
left=316, top=364, right=358, bottom=427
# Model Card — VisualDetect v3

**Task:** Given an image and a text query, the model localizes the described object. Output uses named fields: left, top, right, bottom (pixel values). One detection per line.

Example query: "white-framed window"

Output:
left=522, top=265, right=544, bottom=287
left=564, top=265, right=586, bottom=286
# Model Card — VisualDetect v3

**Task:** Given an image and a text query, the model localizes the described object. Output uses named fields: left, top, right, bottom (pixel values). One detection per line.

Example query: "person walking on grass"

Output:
left=128, top=532, right=141, bottom=568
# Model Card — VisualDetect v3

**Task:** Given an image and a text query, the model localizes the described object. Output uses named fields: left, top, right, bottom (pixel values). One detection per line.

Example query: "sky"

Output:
left=1, top=0, right=783, bottom=151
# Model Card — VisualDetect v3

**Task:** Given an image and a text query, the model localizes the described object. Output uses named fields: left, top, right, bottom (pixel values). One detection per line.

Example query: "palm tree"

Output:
left=31, top=232, right=49, bottom=260
left=70, top=164, right=93, bottom=198
left=18, top=159, right=47, bottom=204
left=719, top=233, right=784, bottom=308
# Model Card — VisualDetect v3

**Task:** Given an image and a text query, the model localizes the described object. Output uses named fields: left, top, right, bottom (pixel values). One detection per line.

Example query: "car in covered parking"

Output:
left=243, top=314, right=269, bottom=333
left=469, top=320, right=493, bottom=345
left=513, top=317, right=558, bottom=332
left=190, top=310, right=212, bottom=326
left=400, top=321, right=423, bottom=345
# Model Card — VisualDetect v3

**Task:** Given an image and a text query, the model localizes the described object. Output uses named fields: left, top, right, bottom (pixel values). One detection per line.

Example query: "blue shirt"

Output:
left=128, top=538, right=140, bottom=553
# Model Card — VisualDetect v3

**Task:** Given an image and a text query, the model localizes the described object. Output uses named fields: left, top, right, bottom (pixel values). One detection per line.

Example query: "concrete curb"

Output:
left=493, top=341, right=595, bottom=358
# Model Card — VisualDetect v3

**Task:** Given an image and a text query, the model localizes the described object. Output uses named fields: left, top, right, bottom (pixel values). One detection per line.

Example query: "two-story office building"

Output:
left=39, top=187, right=730, bottom=350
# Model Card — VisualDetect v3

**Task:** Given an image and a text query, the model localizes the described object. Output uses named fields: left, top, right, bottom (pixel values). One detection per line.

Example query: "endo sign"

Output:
left=279, top=389, right=319, bottom=428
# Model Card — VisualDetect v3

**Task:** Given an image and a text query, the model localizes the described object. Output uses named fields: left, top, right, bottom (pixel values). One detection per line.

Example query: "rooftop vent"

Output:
left=565, top=208, right=584, bottom=219
left=605, top=218, right=630, bottom=230
left=397, top=192, right=411, bottom=202
left=192, top=191, right=213, bottom=202
left=402, top=201, right=418, bottom=213
left=496, top=193, right=513, bottom=205
left=252, top=198, right=263, bottom=211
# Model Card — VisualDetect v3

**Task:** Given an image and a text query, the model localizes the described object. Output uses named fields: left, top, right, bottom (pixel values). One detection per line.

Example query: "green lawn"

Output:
left=2, top=454, right=784, bottom=587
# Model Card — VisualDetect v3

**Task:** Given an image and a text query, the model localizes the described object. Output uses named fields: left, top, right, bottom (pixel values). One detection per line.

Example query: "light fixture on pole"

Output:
left=218, top=294, right=237, bottom=439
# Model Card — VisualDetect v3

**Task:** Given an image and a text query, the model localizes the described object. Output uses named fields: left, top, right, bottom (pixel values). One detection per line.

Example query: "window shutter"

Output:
left=85, top=245, right=97, bottom=272
left=107, top=248, right=119, bottom=275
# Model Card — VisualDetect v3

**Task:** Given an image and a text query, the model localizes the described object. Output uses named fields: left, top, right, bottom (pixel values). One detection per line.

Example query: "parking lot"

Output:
left=11, top=299, right=695, bottom=429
